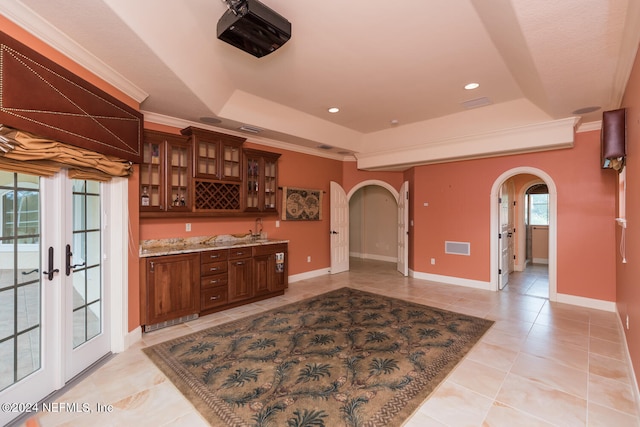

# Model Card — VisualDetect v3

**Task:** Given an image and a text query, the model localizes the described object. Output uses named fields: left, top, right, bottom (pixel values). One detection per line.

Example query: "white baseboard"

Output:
left=533, top=258, right=549, bottom=264
left=349, top=252, right=397, bottom=263
left=556, top=293, right=617, bottom=312
left=616, top=307, right=640, bottom=418
left=410, top=270, right=492, bottom=291
left=124, top=327, right=142, bottom=350
left=288, top=268, right=330, bottom=283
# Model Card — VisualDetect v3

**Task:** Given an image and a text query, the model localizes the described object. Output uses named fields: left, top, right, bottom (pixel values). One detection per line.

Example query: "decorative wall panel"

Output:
left=0, top=31, right=143, bottom=163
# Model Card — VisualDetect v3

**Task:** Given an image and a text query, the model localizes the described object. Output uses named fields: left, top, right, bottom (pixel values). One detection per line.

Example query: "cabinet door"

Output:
left=243, top=149, right=281, bottom=212
left=245, top=155, right=261, bottom=212
left=140, top=137, right=164, bottom=212
left=253, top=254, right=270, bottom=296
left=140, top=130, right=191, bottom=213
left=263, top=156, right=278, bottom=212
left=166, top=139, right=191, bottom=213
left=221, top=141, right=242, bottom=181
left=228, top=258, right=252, bottom=302
left=146, top=253, right=200, bottom=324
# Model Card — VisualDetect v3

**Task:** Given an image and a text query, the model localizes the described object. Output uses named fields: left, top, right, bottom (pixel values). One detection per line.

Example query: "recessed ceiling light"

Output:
left=464, top=82, right=480, bottom=90
left=328, top=107, right=340, bottom=113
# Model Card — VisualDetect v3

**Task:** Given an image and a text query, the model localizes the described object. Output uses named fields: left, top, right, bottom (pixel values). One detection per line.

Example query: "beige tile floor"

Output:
left=23, top=259, right=640, bottom=427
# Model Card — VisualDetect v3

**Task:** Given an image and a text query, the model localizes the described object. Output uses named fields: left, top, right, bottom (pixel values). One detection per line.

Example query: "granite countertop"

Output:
left=139, top=234, right=288, bottom=258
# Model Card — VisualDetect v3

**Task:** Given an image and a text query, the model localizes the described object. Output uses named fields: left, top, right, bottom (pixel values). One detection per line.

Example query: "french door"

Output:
left=0, top=170, right=110, bottom=425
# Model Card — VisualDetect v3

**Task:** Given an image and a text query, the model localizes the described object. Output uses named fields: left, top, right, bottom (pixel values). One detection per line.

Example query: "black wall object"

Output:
left=217, top=0, right=291, bottom=58
left=601, top=108, right=626, bottom=169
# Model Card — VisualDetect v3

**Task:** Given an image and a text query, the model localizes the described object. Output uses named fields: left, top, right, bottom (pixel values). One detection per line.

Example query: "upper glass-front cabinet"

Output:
left=181, top=126, right=245, bottom=182
left=244, top=149, right=280, bottom=213
left=140, top=130, right=191, bottom=213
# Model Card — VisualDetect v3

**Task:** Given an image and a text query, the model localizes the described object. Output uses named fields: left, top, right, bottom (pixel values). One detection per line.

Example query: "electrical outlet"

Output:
left=431, top=258, right=435, bottom=265
left=276, top=220, right=280, bottom=228
left=307, top=256, right=311, bottom=263
left=185, top=223, right=191, bottom=232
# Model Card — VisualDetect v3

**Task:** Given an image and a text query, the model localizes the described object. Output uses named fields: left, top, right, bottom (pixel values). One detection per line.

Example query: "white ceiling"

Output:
left=2, top=0, right=640, bottom=169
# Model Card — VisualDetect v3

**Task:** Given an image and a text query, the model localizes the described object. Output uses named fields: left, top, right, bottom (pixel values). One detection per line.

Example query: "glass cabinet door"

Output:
left=264, top=158, right=277, bottom=211
left=246, top=157, right=260, bottom=211
left=168, top=142, right=190, bottom=212
left=140, top=140, right=163, bottom=211
left=196, top=140, right=217, bottom=177
left=222, top=143, right=241, bottom=181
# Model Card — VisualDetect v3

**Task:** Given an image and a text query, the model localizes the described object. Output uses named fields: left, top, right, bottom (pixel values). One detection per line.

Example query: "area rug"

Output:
left=143, top=287, right=493, bottom=427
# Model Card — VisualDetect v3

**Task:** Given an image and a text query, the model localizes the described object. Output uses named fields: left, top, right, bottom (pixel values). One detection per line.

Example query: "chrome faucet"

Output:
left=250, top=217, right=263, bottom=240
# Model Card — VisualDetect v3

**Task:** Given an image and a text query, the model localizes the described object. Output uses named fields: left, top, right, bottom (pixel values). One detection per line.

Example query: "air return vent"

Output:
left=461, top=97, right=492, bottom=109
left=445, top=241, right=470, bottom=256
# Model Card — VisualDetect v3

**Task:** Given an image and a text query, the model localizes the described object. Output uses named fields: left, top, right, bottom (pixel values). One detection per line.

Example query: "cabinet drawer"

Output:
left=229, top=247, right=252, bottom=259
left=201, top=260, right=228, bottom=276
left=252, top=243, right=287, bottom=256
left=201, top=274, right=228, bottom=289
left=201, top=250, right=228, bottom=263
left=201, top=285, right=228, bottom=310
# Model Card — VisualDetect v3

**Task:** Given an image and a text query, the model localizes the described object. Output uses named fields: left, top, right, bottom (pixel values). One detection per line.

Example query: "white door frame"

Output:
left=344, top=180, right=403, bottom=269
left=490, top=167, right=557, bottom=301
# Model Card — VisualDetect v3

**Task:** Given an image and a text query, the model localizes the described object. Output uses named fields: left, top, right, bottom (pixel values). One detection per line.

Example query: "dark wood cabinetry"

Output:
left=141, top=253, right=200, bottom=327
left=140, top=128, right=281, bottom=217
left=228, top=247, right=253, bottom=302
left=244, top=148, right=280, bottom=213
left=200, top=249, right=229, bottom=312
left=141, top=243, right=288, bottom=327
left=253, top=243, right=288, bottom=296
left=181, top=126, right=246, bottom=213
left=140, top=130, right=191, bottom=213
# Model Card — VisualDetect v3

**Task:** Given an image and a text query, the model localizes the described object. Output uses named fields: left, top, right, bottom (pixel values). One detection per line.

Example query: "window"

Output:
left=529, top=194, right=549, bottom=225
left=525, top=184, right=549, bottom=226
left=1, top=172, right=40, bottom=245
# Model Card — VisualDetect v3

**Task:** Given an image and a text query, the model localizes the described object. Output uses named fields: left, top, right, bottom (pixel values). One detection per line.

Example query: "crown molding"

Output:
left=0, top=1, right=148, bottom=103
left=142, top=111, right=351, bottom=162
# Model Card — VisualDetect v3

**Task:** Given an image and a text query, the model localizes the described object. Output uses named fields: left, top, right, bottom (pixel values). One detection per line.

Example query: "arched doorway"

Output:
left=490, top=167, right=557, bottom=301
left=330, top=180, right=408, bottom=275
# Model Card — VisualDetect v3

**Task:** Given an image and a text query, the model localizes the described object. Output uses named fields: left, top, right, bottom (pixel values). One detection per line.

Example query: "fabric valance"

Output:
left=0, top=125, right=132, bottom=180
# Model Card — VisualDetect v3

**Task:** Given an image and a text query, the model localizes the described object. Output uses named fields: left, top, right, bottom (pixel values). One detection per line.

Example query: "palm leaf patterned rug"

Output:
left=143, top=287, right=493, bottom=427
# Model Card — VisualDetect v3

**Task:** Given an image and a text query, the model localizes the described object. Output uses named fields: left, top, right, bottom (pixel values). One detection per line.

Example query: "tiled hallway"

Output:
left=21, top=260, right=640, bottom=426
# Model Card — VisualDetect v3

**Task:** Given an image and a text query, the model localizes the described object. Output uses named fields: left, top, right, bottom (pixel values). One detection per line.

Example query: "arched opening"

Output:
left=490, top=167, right=557, bottom=301
left=349, top=185, right=398, bottom=263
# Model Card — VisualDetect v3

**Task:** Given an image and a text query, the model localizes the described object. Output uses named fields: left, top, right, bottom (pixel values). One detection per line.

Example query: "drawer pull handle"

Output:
left=235, top=252, right=245, bottom=256
left=210, top=295, right=221, bottom=301
left=236, top=261, right=245, bottom=265
left=210, top=280, right=219, bottom=284
left=210, top=254, right=220, bottom=259
left=210, top=267, right=218, bottom=271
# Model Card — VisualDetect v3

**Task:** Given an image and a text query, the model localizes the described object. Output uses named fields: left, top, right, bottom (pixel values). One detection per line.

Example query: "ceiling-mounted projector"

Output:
left=217, top=0, right=291, bottom=58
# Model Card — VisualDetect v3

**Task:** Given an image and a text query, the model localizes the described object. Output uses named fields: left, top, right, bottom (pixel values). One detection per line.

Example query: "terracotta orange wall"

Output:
left=618, top=45, right=640, bottom=387
left=411, top=131, right=617, bottom=301
left=0, top=19, right=143, bottom=332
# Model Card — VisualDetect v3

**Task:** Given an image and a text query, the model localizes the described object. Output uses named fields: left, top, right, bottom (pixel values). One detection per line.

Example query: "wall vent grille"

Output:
left=445, top=241, right=471, bottom=256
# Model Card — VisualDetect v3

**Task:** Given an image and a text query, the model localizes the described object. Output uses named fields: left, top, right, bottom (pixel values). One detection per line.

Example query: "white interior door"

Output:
left=397, top=181, right=409, bottom=276
left=498, top=183, right=510, bottom=290
left=330, top=181, right=349, bottom=274
left=0, top=171, right=110, bottom=425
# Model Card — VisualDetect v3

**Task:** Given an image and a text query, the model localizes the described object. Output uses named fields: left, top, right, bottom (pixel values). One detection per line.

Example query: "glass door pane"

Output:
left=0, top=171, right=41, bottom=390
left=71, top=179, right=101, bottom=348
